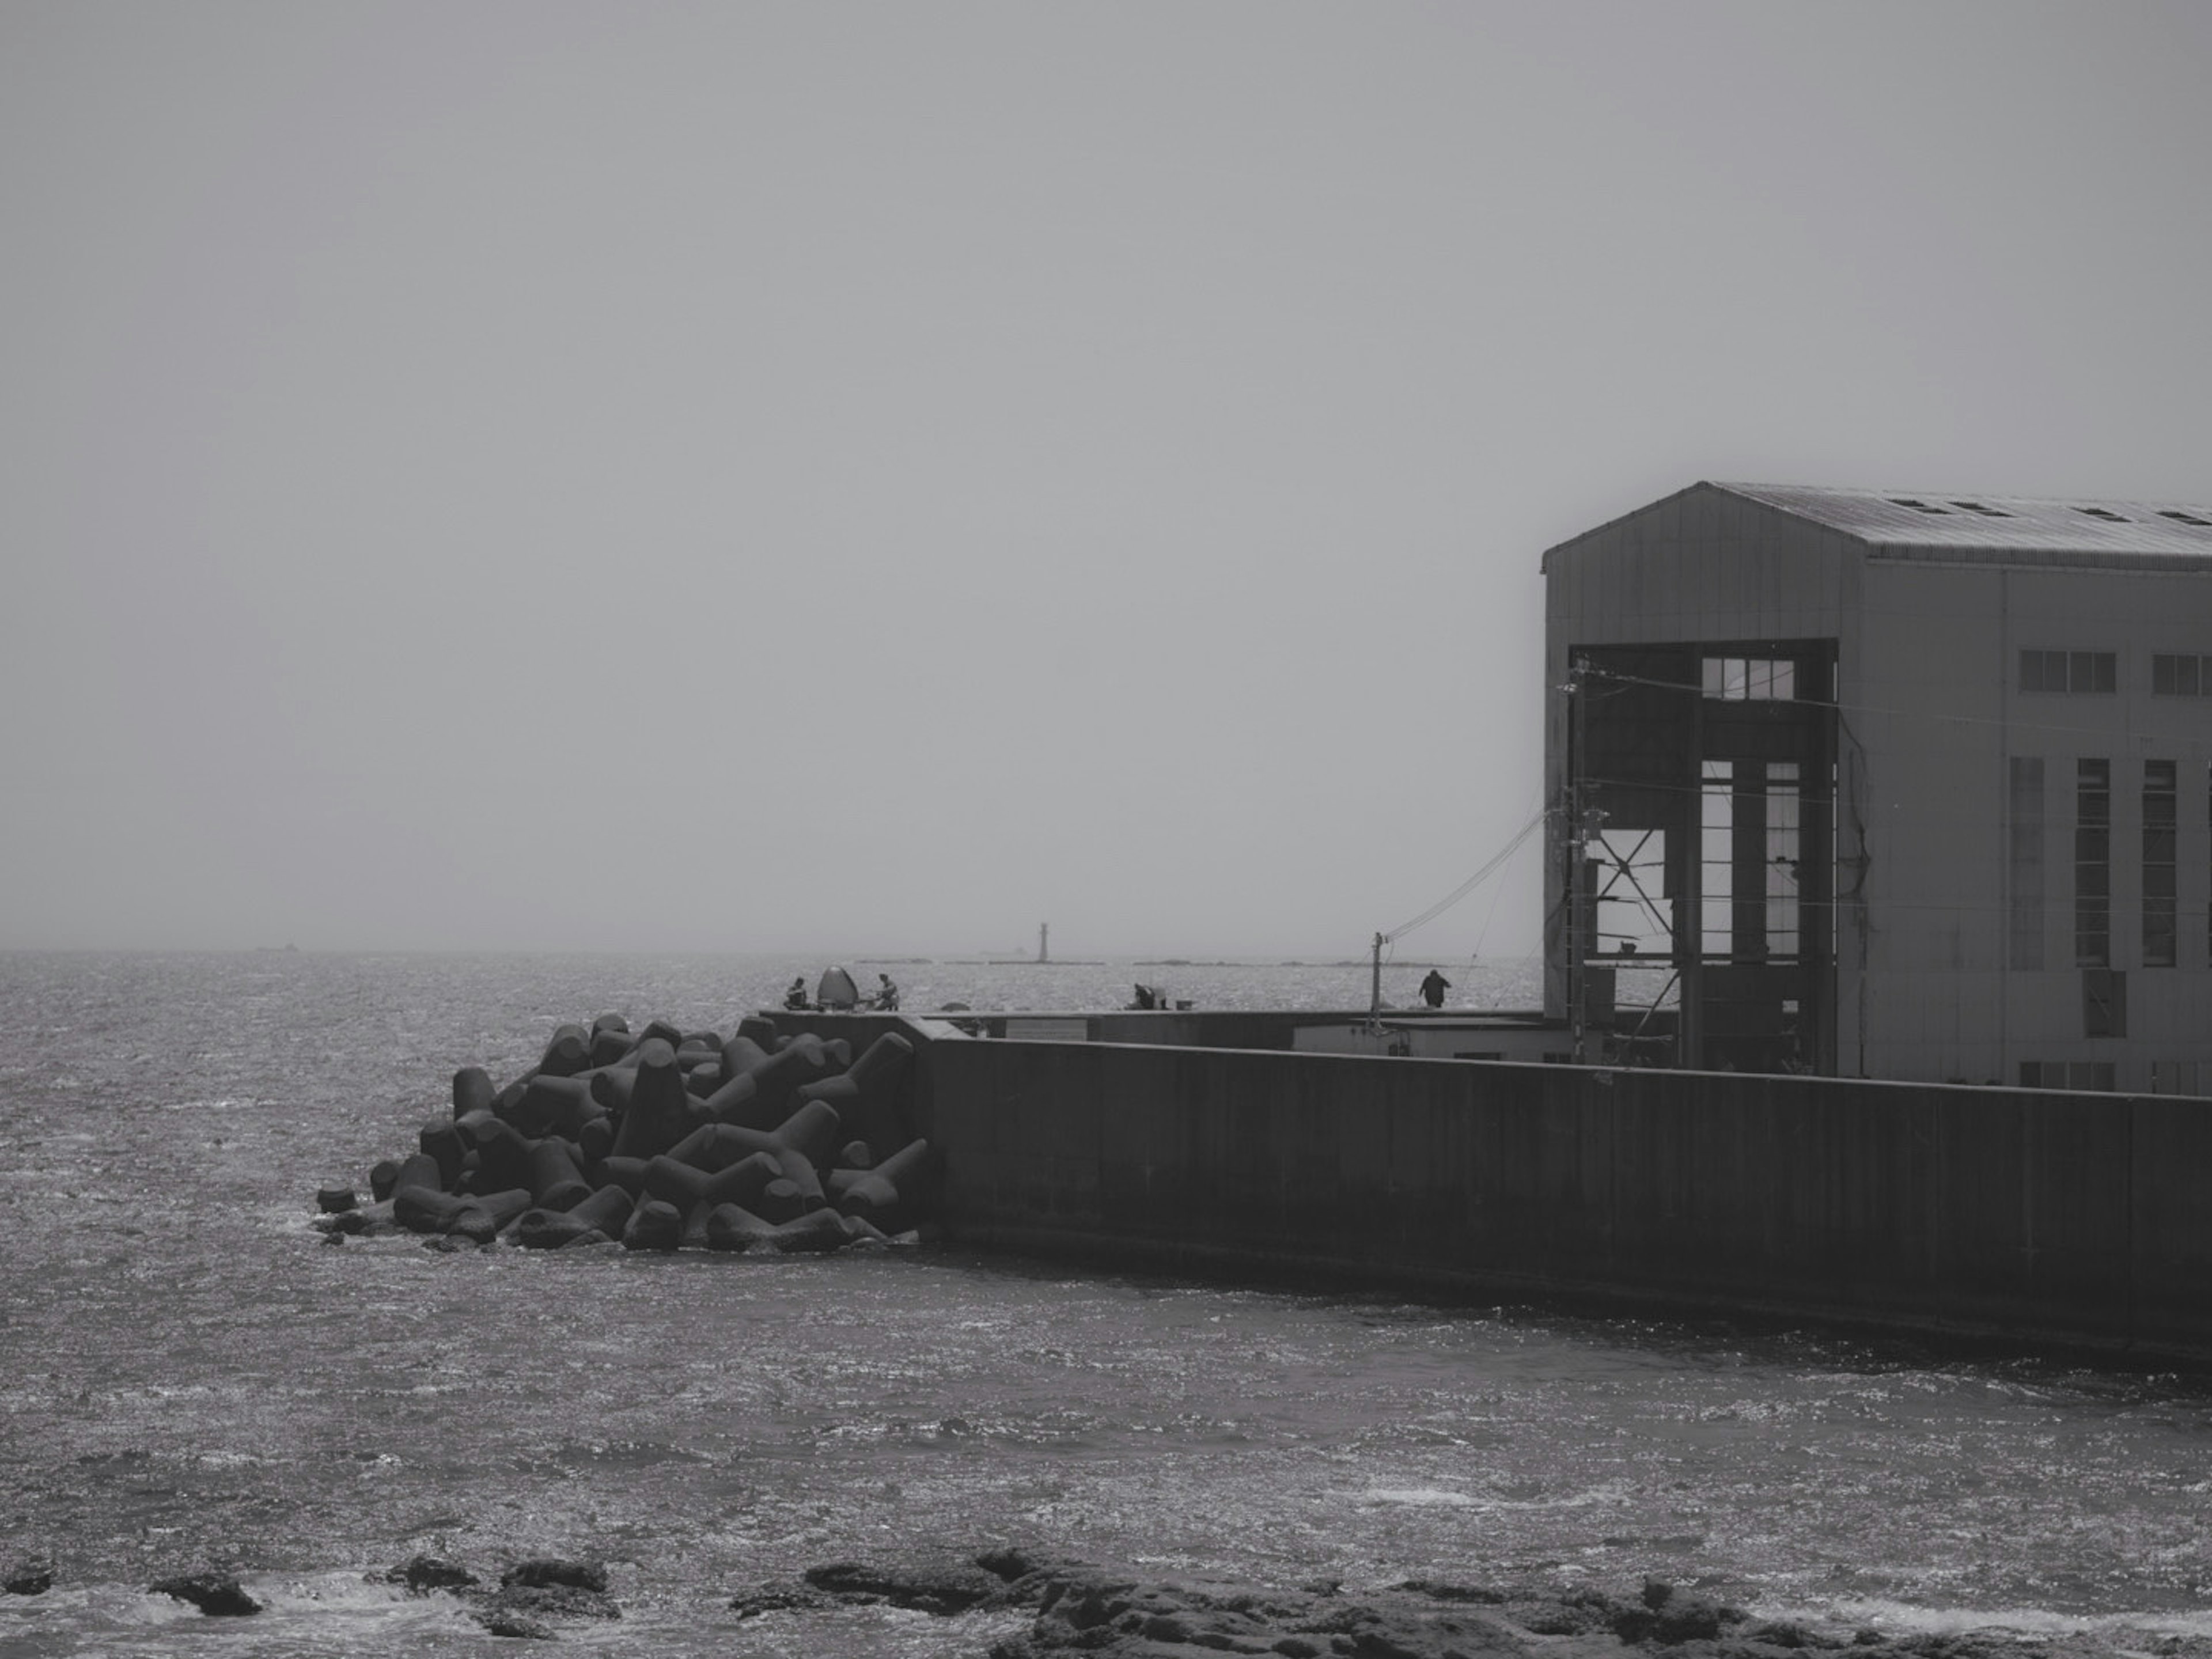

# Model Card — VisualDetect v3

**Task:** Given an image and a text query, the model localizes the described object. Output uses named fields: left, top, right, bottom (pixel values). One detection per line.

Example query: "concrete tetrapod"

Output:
left=794, top=1032, right=915, bottom=1152
left=622, top=1197, right=683, bottom=1252
left=452, top=1066, right=496, bottom=1118
left=824, top=1137, right=934, bottom=1233
left=512, top=1074, right=598, bottom=1139
left=536, top=1024, right=592, bottom=1080
left=516, top=1182, right=634, bottom=1250
left=608, top=1039, right=696, bottom=1161
left=336, top=1005, right=931, bottom=1256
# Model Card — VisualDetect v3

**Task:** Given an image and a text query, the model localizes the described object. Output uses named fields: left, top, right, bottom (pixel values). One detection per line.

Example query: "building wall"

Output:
left=1541, top=484, right=1858, bottom=1038
left=923, top=1037, right=2212, bottom=1364
left=1546, top=488, right=2212, bottom=1087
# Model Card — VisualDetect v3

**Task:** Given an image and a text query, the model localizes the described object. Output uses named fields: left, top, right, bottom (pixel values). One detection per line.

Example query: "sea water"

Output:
left=2, top=950, right=2210, bottom=1657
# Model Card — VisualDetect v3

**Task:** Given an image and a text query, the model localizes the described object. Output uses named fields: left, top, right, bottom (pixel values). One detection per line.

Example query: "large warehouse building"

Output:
left=1543, top=480, right=2212, bottom=1089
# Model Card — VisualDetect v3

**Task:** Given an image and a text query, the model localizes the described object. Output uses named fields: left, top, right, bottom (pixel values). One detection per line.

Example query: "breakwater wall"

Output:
left=912, top=1039, right=2212, bottom=1366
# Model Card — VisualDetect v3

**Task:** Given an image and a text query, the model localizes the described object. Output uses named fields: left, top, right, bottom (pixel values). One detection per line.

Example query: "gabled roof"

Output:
left=1545, top=481, right=2212, bottom=573
left=1717, top=482, right=2212, bottom=564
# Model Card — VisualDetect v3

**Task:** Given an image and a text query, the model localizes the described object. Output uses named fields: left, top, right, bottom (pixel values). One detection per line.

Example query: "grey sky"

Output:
left=5, top=2, right=2209, bottom=957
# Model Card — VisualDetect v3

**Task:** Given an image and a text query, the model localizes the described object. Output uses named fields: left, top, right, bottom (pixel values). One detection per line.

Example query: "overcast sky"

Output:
left=5, top=2, right=2210, bottom=957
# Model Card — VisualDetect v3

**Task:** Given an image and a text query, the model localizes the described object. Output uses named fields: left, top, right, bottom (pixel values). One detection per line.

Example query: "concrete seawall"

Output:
left=917, top=1039, right=2212, bottom=1366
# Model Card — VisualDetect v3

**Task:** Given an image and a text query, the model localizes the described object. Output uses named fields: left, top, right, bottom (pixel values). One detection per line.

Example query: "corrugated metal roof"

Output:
left=1714, top=481, right=2212, bottom=569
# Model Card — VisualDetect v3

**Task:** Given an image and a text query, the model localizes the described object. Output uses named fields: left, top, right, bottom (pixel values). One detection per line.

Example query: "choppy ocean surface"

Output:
left=3, top=950, right=2210, bottom=1657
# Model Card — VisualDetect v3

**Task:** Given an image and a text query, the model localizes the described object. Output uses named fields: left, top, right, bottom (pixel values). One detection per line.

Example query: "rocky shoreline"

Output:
left=12, top=1542, right=2200, bottom=1656
left=721, top=1546, right=2187, bottom=1659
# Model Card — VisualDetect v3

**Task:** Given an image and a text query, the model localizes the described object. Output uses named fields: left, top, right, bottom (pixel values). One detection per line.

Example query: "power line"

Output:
left=1382, top=809, right=1547, bottom=944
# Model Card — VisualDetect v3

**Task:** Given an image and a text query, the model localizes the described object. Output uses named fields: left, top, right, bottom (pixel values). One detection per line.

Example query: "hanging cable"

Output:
left=1381, top=809, right=1546, bottom=944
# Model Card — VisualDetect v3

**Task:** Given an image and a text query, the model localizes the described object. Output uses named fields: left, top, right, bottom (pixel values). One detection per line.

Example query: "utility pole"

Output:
left=1568, top=656, right=1589, bottom=1065
left=1039, top=922, right=1049, bottom=964
left=1369, top=930, right=1384, bottom=1032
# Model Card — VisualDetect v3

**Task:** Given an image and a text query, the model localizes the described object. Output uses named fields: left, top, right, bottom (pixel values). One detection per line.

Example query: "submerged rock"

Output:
left=384, top=1554, right=477, bottom=1592
left=3, top=1559, right=53, bottom=1596
left=150, top=1573, right=262, bottom=1616
left=503, top=1559, right=608, bottom=1594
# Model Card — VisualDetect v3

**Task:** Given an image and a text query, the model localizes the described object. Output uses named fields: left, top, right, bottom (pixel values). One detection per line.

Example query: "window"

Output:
left=2021, top=650, right=2116, bottom=694
left=2145, top=760, right=2176, bottom=967
left=1951, top=500, right=2013, bottom=517
left=2075, top=506, right=2131, bottom=524
left=2084, top=968, right=2127, bottom=1038
left=1890, top=498, right=1951, bottom=514
left=2008, top=757, right=2044, bottom=970
left=2020, top=1060, right=2117, bottom=1092
left=2077, top=759, right=2110, bottom=967
left=1700, top=760, right=1734, bottom=957
left=2159, top=509, right=2212, bottom=529
left=2152, top=1060, right=2203, bottom=1096
left=1702, top=657, right=1796, bottom=700
left=1767, top=762, right=1800, bottom=959
left=2153, top=654, right=2209, bottom=695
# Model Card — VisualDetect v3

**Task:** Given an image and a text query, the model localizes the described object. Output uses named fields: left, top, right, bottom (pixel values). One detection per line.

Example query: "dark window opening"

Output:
left=2084, top=968, right=2127, bottom=1038
left=1890, top=498, right=1951, bottom=514
left=2153, top=654, right=2206, bottom=696
left=2021, top=1059, right=2118, bottom=1091
left=1951, top=500, right=2012, bottom=517
left=2075, top=506, right=2131, bottom=523
left=2145, top=760, right=2176, bottom=967
left=2022, top=650, right=2116, bottom=694
left=2077, top=759, right=2111, bottom=968
left=2161, top=509, right=2212, bottom=528
left=2009, top=757, right=2044, bottom=970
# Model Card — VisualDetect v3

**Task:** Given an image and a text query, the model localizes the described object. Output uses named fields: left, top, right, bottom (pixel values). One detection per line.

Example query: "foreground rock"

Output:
left=732, top=1548, right=2172, bottom=1659
left=150, top=1573, right=261, bottom=1616
left=3, top=1558, right=53, bottom=1596
left=380, top=1554, right=619, bottom=1635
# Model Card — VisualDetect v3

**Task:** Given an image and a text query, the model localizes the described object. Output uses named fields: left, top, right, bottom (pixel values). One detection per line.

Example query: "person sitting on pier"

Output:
left=783, top=977, right=809, bottom=1010
left=876, top=974, right=900, bottom=1012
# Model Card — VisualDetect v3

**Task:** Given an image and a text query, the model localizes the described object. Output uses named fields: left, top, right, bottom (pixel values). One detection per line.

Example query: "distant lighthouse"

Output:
left=1039, top=922, right=1050, bottom=964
